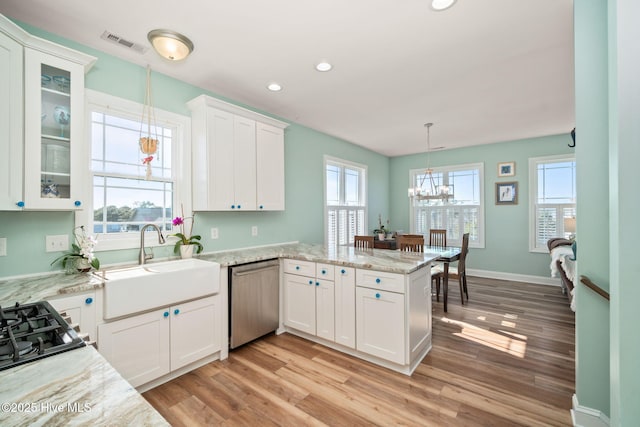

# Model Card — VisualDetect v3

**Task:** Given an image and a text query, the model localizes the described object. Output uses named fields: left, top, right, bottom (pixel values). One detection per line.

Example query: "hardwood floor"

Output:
left=143, top=277, right=575, bottom=426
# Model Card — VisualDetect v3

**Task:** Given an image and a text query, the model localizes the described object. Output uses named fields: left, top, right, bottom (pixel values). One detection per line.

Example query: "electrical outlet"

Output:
left=251, top=226, right=258, bottom=237
left=0, top=238, right=6, bottom=257
left=211, top=227, right=219, bottom=239
left=46, top=235, right=69, bottom=252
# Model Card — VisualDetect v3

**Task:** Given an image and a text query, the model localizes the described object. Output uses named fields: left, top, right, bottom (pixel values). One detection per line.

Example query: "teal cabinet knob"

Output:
left=16, top=201, right=25, bottom=208
left=375, top=278, right=381, bottom=284
left=321, top=269, right=326, bottom=275
left=259, top=205, right=264, bottom=209
left=308, top=280, right=313, bottom=285
left=163, top=311, right=169, bottom=318
left=296, top=266, right=300, bottom=270
left=237, top=204, right=241, bottom=209
left=85, top=297, right=93, bottom=305
left=341, top=269, right=346, bottom=274
left=375, top=293, right=381, bottom=299
left=74, top=200, right=81, bottom=207
left=174, top=309, right=180, bottom=315
left=315, top=281, right=320, bottom=286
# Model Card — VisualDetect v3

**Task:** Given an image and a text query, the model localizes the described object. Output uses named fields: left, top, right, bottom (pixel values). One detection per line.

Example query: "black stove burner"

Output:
left=0, top=301, right=85, bottom=371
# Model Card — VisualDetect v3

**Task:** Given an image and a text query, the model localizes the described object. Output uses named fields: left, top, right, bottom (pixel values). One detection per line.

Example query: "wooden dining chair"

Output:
left=433, top=233, right=469, bottom=305
left=396, top=235, right=424, bottom=252
left=354, top=235, right=374, bottom=249
left=429, top=229, right=447, bottom=247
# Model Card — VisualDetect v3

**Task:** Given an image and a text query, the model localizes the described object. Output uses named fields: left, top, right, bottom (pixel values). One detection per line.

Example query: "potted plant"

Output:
left=171, top=204, right=203, bottom=258
left=51, top=226, right=100, bottom=273
left=374, top=214, right=391, bottom=240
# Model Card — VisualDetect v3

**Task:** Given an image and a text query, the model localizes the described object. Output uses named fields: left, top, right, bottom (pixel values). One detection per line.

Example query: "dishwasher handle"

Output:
left=232, top=265, right=278, bottom=277
left=230, top=259, right=279, bottom=276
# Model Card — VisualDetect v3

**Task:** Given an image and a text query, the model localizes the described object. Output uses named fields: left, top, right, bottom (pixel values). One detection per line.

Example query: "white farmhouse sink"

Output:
left=100, top=258, right=220, bottom=320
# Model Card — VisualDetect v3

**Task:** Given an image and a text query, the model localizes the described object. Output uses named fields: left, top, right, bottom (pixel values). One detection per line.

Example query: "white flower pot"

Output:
left=378, top=233, right=385, bottom=241
left=179, top=244, right=195, bottom=259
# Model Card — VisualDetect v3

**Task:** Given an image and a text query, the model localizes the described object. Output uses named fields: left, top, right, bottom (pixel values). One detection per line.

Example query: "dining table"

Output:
left=374, top=238, right=462, bottom=312
left=423, top=245, right=462, bottom=313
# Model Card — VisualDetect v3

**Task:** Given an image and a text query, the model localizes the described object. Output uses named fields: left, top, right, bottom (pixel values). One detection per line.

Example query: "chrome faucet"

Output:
left=139, top=223, right=166, bottom=265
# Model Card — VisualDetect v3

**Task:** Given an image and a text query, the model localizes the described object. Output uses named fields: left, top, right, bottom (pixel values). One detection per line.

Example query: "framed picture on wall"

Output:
left=497, top=161, right=516, bottom=177
left=496, top=182, right=518, bottom=205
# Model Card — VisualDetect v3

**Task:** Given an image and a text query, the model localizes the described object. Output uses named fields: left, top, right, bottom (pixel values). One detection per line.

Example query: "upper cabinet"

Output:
left=0, top=14, right=96, bottom=211
left=0, top=29, right=23, bottom=210
left=187, top=95, right=289, bottom=211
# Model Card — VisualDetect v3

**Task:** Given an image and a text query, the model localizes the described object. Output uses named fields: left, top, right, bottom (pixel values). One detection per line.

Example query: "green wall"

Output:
left=574, top=0, right=611, bottom=418
left=390, top=134, right=574, bottom=278
left=0, top=20, right=389, bottom=276
left=607, top=0, right=640, bottom=424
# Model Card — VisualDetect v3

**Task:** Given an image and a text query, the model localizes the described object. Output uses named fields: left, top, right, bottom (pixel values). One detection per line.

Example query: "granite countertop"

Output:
left=0, top=346, right=168, bottom=426
left=0, top=243, right=437, bottom=307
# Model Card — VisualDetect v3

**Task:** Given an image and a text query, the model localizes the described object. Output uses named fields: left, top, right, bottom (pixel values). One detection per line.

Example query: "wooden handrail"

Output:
left=579, top=275, right=610, bottom=301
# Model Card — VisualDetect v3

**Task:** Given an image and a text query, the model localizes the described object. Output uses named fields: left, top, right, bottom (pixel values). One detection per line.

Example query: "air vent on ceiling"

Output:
left=100, top=30, right=147, bottom=54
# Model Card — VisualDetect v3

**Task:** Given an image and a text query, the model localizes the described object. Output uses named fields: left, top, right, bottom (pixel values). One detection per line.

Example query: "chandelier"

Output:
left=408, top=123, right=454, bottom=202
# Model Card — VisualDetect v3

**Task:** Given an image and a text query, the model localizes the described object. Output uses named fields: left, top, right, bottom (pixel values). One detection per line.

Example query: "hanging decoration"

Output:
left=139, top=65, right=158, bottom=180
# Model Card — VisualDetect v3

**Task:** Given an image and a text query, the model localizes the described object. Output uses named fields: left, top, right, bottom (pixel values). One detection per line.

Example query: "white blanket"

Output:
left=550, top=245, right=576, bottom=283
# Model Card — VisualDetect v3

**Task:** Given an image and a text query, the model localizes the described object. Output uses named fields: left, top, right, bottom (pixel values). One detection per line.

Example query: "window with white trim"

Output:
left=529, top=155, right=576, bottom=252
left=78, top=90, right=191, bottom=251
left=324, top=156, right=367, bottom=247
left=410, top=163, right=484, bottom=248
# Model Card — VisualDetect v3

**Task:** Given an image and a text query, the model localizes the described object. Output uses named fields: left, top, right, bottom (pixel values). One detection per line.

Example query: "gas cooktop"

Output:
left=0, top=301, right=86, bottom=371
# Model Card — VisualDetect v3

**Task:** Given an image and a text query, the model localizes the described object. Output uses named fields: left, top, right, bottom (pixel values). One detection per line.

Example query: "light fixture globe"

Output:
left=147, top=29, right=194, bottom=61
left=431, top=0, right=457, bottom=11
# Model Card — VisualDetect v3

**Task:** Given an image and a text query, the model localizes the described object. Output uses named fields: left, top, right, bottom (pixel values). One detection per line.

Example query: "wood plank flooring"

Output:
left=143, top=276, right=575, bottom=426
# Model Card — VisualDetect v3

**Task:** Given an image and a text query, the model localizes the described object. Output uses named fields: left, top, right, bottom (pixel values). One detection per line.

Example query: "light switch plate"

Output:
left=46, top=235, right=69, bottom=252
left=211, top=227, right=219, bottom=239
left=251, top=226, right=258, bottom=237
left=0, top=238, right=6, bottom=256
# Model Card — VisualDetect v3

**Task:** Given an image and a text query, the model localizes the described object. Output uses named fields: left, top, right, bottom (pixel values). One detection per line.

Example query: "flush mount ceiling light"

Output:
left=147, top=29, right=194, bottom=61
left=315, top=61, right=333, bottom=72
left=431, top=0, right=457, bottom=11
left=267, top=82, right=282, bottom=92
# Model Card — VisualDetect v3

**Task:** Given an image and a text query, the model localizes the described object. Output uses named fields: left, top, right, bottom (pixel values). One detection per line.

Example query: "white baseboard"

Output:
left=572, top=394, right=610, bottom=427
left=467, top=268, right=561, bottom=286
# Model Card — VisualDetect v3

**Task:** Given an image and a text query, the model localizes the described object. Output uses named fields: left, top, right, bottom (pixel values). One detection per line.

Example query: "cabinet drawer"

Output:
left=356, top=269, right=405, bottom=294
left=316, top=263, right=335, bottom=281
left=283, top=259, right=315, bottom=277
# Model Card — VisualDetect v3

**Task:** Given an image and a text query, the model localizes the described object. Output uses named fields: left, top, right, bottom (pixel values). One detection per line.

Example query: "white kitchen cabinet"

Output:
left=188, top=95, right=288, bottom=211
left=98, top=295, right=220, bottom=388
left=256, top=122, right=285, bottom=210
left=48, top=291, right=98, bottom=344
left=0, top=30, right=23, bottom=210
left=334, top=267, right=356, bottom=348
left=356, top=287, right=405, bottom=365
left=315, top=279, right=335, bottom=341
left=98, top=308, right=170, bottom=388
left=283, top=272, right=316, bottom=335
left=170, top=295, right=221, bottom=370
left=0, top=15, right=95, bottom=211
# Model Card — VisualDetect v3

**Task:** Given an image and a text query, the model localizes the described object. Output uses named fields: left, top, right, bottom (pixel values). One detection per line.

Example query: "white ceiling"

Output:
left=0, top=0, right=575, bottom=157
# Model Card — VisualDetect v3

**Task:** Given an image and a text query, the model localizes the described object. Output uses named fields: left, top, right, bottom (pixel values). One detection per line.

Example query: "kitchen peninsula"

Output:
left=0, top=243, right=437, bottom=424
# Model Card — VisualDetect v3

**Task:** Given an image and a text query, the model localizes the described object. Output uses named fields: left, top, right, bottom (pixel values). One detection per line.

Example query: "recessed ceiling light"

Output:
left=267, top=82, right=282, bottom=92
left=315, top=61, right=333, bottom=72
left=431, top=0, right=457, bottom=11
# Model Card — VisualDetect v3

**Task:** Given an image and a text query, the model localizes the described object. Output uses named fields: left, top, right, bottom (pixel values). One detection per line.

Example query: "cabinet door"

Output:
left=356, top=287, right=405, bottom=365
left=207, top=108, right=235, bottom=210
left=233, top=115, right=256, bottom=210
left=315, top=279, right=335, bottom=342
left=98, top=309, right=170, bottom=388
left=23, top=48, right=86, bottom=210
left=0, top=31, right=23, bottom=210
left=283, top=273, right=316, bottom=335
left=335, top=267, right=356, bottom=348
left=48, top=292, right=97, bottom=343
left=256, top=122, right=285, bottom=211
left=170, top=295, right=220, bottom=370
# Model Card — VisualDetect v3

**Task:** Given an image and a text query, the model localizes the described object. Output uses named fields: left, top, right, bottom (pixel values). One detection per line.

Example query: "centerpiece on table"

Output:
left=373, top=214, right=391, bottom=241
left=51, top=226, right=100, bottom=274
left=171, top=204, right=203, bottom=259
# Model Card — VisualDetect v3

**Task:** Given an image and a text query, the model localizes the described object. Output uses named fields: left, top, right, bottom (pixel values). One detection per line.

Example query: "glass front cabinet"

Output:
left=23, top=48, right=87, bottom=210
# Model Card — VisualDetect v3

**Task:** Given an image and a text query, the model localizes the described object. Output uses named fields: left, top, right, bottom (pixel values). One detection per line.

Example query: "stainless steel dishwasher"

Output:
left=229, top=259, right=280, bottom=349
